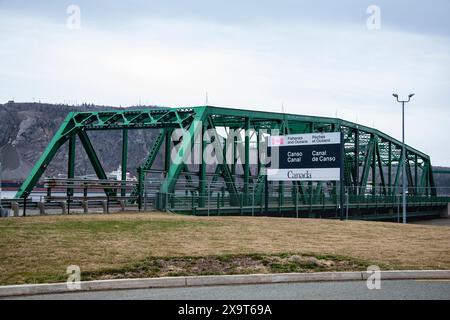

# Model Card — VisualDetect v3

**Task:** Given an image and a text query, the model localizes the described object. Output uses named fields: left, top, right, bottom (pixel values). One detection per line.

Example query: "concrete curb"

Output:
left=361, top=270, right=450, bottom=280
left=1, top=270, right=449, bottom=298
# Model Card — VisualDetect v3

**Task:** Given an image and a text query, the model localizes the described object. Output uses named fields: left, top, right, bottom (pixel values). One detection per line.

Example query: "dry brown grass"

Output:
left=0, top=212, right=449, bottom=285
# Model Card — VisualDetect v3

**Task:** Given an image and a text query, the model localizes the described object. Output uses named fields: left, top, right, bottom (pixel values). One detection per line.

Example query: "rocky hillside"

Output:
left=0, top=101, right=162, bottom=181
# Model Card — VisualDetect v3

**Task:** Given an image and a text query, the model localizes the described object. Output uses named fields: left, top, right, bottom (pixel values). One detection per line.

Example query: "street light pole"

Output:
left=0, top=161, right=2, bottom=202
left=393, top=93, right=414, bottom=224
left=401, top=100, right=406, bottom=225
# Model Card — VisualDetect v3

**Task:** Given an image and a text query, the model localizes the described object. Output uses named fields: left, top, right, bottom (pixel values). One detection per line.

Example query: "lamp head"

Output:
left=393, top=93, right=399, bottom=98
left=408, top=93, right=415, bottom=98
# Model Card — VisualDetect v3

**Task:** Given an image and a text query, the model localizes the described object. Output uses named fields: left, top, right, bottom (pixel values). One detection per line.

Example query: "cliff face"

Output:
left=0, top=102, right=160, bottom=181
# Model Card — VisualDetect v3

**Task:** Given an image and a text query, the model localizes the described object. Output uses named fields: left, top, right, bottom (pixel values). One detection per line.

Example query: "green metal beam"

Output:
left=372, top=139, right=376, bottom=196
left=414, top=154, right=418, bottom=195
left=393, top=151, right=404, bottom=195
left=344, top=155, right=353, bottom=187
left=77, top=130, right=114, bottom=196
left=161, top=107, right=207, bottom=194
left=243, top=117, right=250, bottom=205
left=406, top=158, right=414, bottom=194
left=198, top=125, right=207, bottom=207
left=376, top=141, right=386, bottom=194
left=165, top=129, right=172, bottom=172
left=205, top=115, right=240, bottom=205
left=388, top=141, right=392, bottom=194
left=433, top=169, right=450, bottom=174
left=359, top=135, right=375, bottom=194
left=67, top=134, right=76, bottom=197
left=15, top=113, right=76, bottom=198
left=121, top=129, right=128, bottom=197
left=354, top=129, right=360, bottom=188
left=428, top=163, right=437, bottom=196
left=129, top=129, right=166, bottom=200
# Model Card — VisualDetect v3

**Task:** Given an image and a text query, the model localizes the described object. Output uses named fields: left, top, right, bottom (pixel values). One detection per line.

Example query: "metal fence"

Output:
left=1, top=175, right=449, bottom=219
left=140, top=178, right=450, bottom=220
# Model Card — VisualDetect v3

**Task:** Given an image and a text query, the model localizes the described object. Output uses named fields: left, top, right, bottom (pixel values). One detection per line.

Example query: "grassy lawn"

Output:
left=0, top=212, right=449, bottom=285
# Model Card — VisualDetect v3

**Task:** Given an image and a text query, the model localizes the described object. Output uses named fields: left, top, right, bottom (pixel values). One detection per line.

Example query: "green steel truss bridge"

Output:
left=15, top=106, right=448, bottom=220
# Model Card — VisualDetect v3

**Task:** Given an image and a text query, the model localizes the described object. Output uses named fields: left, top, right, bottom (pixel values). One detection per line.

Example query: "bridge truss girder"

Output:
left=16, top=106, right=436, bottom=201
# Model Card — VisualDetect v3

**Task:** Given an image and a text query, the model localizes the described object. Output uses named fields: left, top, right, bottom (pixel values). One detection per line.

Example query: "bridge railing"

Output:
left=144, top=179, right=450, bottom=219
left=1, top=177, right=449, bottom=219
left=1, top=178, right=141, bottom=216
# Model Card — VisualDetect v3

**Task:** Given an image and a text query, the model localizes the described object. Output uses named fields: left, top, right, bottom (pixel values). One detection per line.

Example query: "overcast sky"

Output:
left=0, top=0, right=449, bottom=165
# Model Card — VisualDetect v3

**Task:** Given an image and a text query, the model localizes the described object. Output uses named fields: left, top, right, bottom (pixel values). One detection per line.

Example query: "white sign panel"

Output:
left=267, top=168, right=341, bottom=181
left=267, top=132, right=342, bottom=181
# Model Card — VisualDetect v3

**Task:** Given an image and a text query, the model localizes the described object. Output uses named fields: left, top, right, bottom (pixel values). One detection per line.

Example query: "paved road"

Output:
left=6, top=280, right=450, bottom=300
